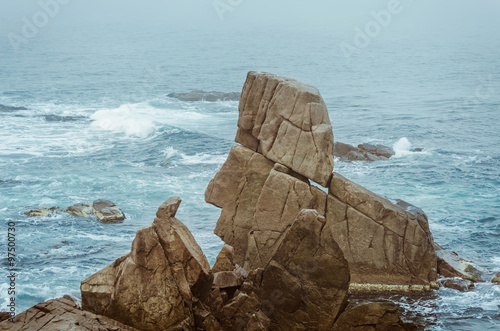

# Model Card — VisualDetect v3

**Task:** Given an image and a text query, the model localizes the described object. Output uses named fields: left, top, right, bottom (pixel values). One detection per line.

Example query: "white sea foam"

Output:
left=90, top=104, right=156, bottom=138
left=393, top=137, right=413, bottom=157
left=162, top=146, right=226, bottom=165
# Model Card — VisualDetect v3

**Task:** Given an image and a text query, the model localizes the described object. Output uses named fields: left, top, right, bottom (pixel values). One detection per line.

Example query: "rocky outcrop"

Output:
left=235, top=71, right=334, bottom=186
left=24, top=207, right=60, bottom=217
left=168, top=90, right=240, bottom=102
left=0, top=296, right=138, bottom=330
left=492, top=272, right=500, bottom=284
left=434, top=243, right=483, bottom=282
left=332, top=302, right=417, bottom=330
left=65, top=203, right=92, bottom=217
left=437, top=278, right=474, bottom=292
left=92, top=199, right=125, bottom=223
left=81, top=197, right=212, bottom=331
left=334, top=142, right=394, bottom=161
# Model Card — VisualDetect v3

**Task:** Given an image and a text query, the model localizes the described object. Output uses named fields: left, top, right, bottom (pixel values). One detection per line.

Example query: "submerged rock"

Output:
left=81, top=197, right=212, bottom=331
left=24, top=207, right=60, bottom=217
left=334, top=142, right=394, bottom=161
left=65, top=203, right=93, bottom=217
left=438, top=278, right=475, bottom=292
left=168, top=90, right=240, bottom=102
left=92, top=199, right=125, bottom=223
left=332, top=302, right=417, bottom=331
left=0, top=296, right=138, bottom=330
left=236, top=71, right=334, bottom=186
left=0, top=104, right=27, bottom=112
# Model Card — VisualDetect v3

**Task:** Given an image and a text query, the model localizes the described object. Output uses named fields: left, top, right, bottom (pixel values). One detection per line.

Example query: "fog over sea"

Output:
left=1, top=1, right=499, bottom=329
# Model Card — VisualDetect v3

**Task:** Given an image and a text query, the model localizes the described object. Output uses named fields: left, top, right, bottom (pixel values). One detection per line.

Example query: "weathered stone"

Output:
left=212, top=244, right=235, bottom=273
left=0, top=312, right=10, bottom=323
left=0, top=296, right=138, bottom=330
left=206, top=145, right=275, bottom=264
left=333, top=302, right=417, bottom=331
left=213, top=271, right=244, bottom=289
left=92, top=199, right=125, bottom=223
left=65, top=203, right=92, bottom=217
left=156, top=196, right=181, bottom=219
left=438, top=278, right=475, bottom=292
left=168, top=90, right=240, bottom=102
left=358, top=143, right=395, bottom=159
left=434, top=243, right=483, bottom=282
left=493, top=272, right=500, bottom=284
left=334, top=142, right=393, bottom=161
left=328, top=172, right=437, bottom=290
left=24, top=207, right=60, bottom=217
left=255, top=209, right=350, bottom=330
left=81, top=198, right=211, bottom=331
left=236, top=71, right=334, bottom=186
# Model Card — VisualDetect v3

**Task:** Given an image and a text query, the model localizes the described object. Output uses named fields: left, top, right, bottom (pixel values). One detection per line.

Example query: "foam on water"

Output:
left=91, top=104, right=157, bottom=138
left=393, top=137, right=413, bottom=157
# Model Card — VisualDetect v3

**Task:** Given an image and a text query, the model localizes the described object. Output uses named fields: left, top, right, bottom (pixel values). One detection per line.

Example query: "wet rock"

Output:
left=0, top=296, right=138, bottom=330
left=492, top=272, right=500, bottom=284
left=0, top=312, right=10, bottom=323
left=438, top=277, right=475, bottom=292
left=24, top=207, right=60, bottom=217
left=328, top=173, right=438, bottom=290
left=92, top=199, right=125, bottom=223
left=235, top=71, right=334, bottom=186
left=81, top=197, right=212, bottom=331
left=212, top=244, right=235, bottom=273
left=168, top=90, right=240, bottom=102
left=434, top=243, right=483, bottom=282
left=332, top=302, right=417, bottom=331
left=65, top=203, right=92, bottom=217
left=334, top=142, right=394, bottom=161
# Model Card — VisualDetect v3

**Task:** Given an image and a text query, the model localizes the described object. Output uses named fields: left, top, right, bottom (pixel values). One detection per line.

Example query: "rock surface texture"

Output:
left=0, top=296, right=138, bottom=330
left=92, top=199, right=125, bottom=223
left=334, top=142, right=394, bottom=161
left=81, top=197, right=212, bottom=331
left=235, top=71, right=334, bottom=186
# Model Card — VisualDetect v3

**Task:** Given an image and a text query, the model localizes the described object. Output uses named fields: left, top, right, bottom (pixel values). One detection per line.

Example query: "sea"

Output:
left=1, top=20, right=499, bottom=330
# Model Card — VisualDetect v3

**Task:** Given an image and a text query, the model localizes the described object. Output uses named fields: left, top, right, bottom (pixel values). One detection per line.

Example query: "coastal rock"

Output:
left=235, top=71, right=334, bottom=186
left=65, top=203, right=92, bottom=217
left=92, top=199, right=125, bottom=223
left=81, top=197, right=212, bottom=331
left=0, top=296, right=138, bottom=330
left=334, top=142, right=393, bottom=161
left=24, top=207, right=60, bottom=217
left=493, top=272, right=500, bottom=284
left=328, top=173, right=437, bottom=289
left=438, top=278, right=474, bottom=292
left=434, top=243, right=483, bottom=282
left=0, top=312, right=10, bottom=323
left=213, top=271, right=244, bottom=289
left=212, top=244, right=235, bottom=273
left=168, top=90, right=240, bottom=102
left=332, top=302, right=417, bottom=331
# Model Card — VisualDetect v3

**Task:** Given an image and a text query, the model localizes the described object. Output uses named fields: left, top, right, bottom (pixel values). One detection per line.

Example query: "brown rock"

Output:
left=328, top=173, right=437, bottom=290
left=81, top=197, right=212, bottom=331
left=0, top=312, right=10, bottom=323
left=438, top=278, right=475, bottom=291
left=493, top=272, right=500, bottom=284
left=236, top=71, right=334, bottom=186
left=255, top=209, right=350, bottom=330
left=24, top=207, right=60, bottom=217
left=92, top=199, right=125, bottom=223
left=213, top=271, right=244, bottom=289
left=65, top=203, right=92, bottom=217
left=434, top=243, right=483, bottom=282
left=333, top=302, right=417, bottom=331
left=212, top=244, right=235, bottom=273
left=0, top=296, right=138, bottom=330
left=358, top=143, right=395, bottom=159
left=156, top=196, right=181, bottom=219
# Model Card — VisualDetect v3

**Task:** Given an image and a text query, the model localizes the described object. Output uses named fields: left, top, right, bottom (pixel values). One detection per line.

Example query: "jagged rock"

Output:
left=24, top=207, right=60, bottom=217
left=334, top=142, right=393, bottom=161
left=156, top=196, right=181, bottom=219
left=0, top=296, right=138, bottom=330
left=235, top=71, right=334, bottom=186
left=328, top=173, right=437, bottom=290
left=332, top=302, right=417, bottom=331
left=81, top=197, right=212, bottom=331
left=213, top=271, right=244, bottom=289
left=65, top=203, right=92, bottom=217
left=434, top=243, right=483, bottom=282
left=0, top=312, right=10, bottom=323
left=438, top=278, right=474, bottom=292
left=212, top=244, right=236, bottom=273
left=493, top=272, right=500, bottom=284
left=168, top=90, right=240, bottom=102
left=92, top=199, right=125, bottom=223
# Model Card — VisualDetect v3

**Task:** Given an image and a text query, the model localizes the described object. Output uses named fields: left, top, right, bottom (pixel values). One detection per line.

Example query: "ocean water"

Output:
left=1, top=23, right=499, bottom=330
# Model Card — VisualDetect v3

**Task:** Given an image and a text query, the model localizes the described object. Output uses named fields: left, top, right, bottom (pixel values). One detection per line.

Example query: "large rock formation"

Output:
left=235, top=71, right=334, bottom=186
left=207, top=71, right=438, bottom=291
left=0, top=296, right=138, bottom=330
left=81, top=197, right=212, bottom=330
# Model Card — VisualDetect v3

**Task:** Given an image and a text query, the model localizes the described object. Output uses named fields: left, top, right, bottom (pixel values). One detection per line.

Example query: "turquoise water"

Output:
left=1, top=24, right=499, bottom=330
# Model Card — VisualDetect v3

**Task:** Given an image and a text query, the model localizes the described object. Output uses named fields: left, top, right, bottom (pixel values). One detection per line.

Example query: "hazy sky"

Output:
left=1, top=0, right=499, bottom=34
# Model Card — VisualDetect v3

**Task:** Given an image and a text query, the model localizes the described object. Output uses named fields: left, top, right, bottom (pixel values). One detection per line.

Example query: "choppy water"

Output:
left=1, top=22, right=499, bottom=330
